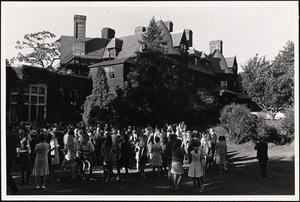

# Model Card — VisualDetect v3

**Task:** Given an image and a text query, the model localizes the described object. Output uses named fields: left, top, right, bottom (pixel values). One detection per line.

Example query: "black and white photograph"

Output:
left=1, top=1, right=299, bottom=201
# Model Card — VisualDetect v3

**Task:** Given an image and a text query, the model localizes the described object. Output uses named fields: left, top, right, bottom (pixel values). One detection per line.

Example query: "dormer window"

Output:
left=221, top=81, right=228, bottom=88
left=179, top=43, right=186, bottom=54
left=109, top=49, right=116, bottom=59
left=194, top=58, right=199, bottom=66
left=104, top=67, right=115, bottom=78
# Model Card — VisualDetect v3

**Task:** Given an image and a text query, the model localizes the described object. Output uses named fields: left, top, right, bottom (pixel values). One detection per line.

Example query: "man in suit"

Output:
left=254, top=136, right=269, bottom=179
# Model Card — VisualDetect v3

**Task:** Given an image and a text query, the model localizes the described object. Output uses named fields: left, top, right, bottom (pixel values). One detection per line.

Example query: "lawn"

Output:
left=4, top=141, right=296, bottom=200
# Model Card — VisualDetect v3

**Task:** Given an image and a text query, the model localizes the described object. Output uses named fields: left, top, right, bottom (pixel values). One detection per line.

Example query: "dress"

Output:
left=61, top=136, right=78, bottom=168
left=171, top=148, right=184, bottom=175
left=150, top=143, right=162, bottom=166
left=50, top=138, right=60, bottom=165
left=215, top=141, right=226, bottom=165
left=117, top=141, right=132, bottom=168
left=32, top=142, right=50, bottom=176
left=188, top=149, right=205, bottom=178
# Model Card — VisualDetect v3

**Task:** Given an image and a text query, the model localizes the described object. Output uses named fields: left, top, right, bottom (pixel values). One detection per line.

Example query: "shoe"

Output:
left=116, top=177, right=120, bottom=181
left=56, top=178, right=62, bottom=182
left=36, top=186, right=41, bottom=189
left=41, top=186, right=46, bottom=189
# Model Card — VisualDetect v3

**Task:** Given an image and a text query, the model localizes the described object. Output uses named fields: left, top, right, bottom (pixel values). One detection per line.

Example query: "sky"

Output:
left=1, top=1, right=298, bottom=73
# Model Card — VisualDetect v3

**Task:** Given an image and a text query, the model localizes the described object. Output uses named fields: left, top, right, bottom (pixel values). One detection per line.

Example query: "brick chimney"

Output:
left=209, top=40, right=223, bottom=54
left=164, top=21, right=173, bottom=32
left=134, top=26, right=146, bottom=34
left=102, top=27, right=115, bottom=39
left=73, top=15, right=86, bottom=56
left=184, top=29, right=193, bottom=47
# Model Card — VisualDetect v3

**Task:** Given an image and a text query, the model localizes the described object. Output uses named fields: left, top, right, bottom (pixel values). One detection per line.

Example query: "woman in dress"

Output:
left=17, top=130, right=32, bottom=185
left=138, top=135, right=148, bottom=177
left=101, top=134, right=114, bottom=182
left=215, top=136, right=228, bottom=175
left=49, top=131, right=60, bottom=179
left=31, top=134, right=50, bottom=189
left=188, top=140, right=205, bottom=193
left=79, top=131, right=95, bottom=180
left=171, top=138, right=184, bottom=191
left=161, top=136, right=168, bottom=177
left=57, top=131, right=78, bottom=182
left=150, top=136, right=163, bottom=178
left=116, top=134, right=132, bottom=181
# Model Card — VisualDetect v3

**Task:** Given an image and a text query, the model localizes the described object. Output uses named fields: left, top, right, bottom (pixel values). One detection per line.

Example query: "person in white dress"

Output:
left=188, top=142, right=205, bottom=193
left=150, top=136, right=163, bottom=177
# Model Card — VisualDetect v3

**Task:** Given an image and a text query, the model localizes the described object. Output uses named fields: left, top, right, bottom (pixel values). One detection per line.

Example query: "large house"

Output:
left=6, top=14, right=251, bottom=124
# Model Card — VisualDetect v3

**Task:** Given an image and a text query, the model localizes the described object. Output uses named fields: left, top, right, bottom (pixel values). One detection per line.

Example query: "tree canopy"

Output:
left=121, top=17, right=191, bottom=125
left=241, top=41, right=294, bottom=119
left=11, top=30, right=61, bottom=69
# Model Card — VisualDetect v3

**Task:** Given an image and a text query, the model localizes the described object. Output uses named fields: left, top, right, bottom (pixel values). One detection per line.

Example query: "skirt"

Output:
left=32, top=156, right=49, bottom=176
left=171, top=161, right=184, bottom=175
left=216, top=153, right=226, bottom=165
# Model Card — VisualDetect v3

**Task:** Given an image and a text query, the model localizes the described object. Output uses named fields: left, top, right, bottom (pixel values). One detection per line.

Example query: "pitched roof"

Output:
left=60, top=35, right=109, bottom=64
left=209, top=49, right=233, bottom=74
left=225, top=56, right=236, bottom=68
left=115, top=34, right=143, bottom=59
left=188, top=62, right=216, bottom=77
left=171, top=31, right=184, bottom=47
left=89, top=58, right=130, bottom=68
left=157, top=20, right=180, bottom=56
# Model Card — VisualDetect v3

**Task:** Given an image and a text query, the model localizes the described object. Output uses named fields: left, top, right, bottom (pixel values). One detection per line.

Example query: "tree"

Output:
left=123, top=17, right=191, bottom=125
left=82, top=67, right=110, bottom=126
left=241, top=41, right=294, bottom=119
left=11, top=31, right=60, bottom=69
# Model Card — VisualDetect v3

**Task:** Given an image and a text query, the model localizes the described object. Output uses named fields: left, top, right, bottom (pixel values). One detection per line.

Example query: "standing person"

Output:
left=31, top=134, right=50, bottom=189
left=57, top=131, right=78, bottom=182
left=150, top=136, right=163, bottom=178
left=79, top=132, right=95, bottom=181
left=209, top=128, right=217, bottom=163
left=49, top=131, right=60, bottom=179
left=101, top=134, right=115, bottom=182
left=17, top=130, right=32, bottom=185
left=254, top=136, right=269, bottom=179
left=116, top=135, right=133, bottom=181
left=6, top=124, right=19, bottom=194
left=201, top=132, right=212, bottom=169
left=161, top=136, right=168, bottom=177
left=138, top=135, right=148, bottom=178
left=188, top=141, right=205, bottom=193
left=171, top=138, right=184, bottom=191
left=215, top=136, right=228, bottom=175
left=166, top=134, right=177, bottom=188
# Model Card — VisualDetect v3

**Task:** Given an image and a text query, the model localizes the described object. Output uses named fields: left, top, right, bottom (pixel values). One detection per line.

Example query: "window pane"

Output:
left=109, top=67, right=115, bottom=78
left=24, top=86, right=30, bottom=93
left=39, top=87, right=45, bottom=94
left=11, top=95, right=18, bottom=102
left=24, top=96, right=30, bottom=103
left=30, top=105, right=37, bottom=122
left=31, top=96, right=37, bottom=104
left=38, top=106, right=45, bottom=121
left=31, top=86, right=38, bottom=94
left=38, top=96, right=45, bottom=104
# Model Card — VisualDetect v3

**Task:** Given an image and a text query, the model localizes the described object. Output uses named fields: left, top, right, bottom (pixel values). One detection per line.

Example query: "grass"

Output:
left=5, top=141, right=296, bottom=199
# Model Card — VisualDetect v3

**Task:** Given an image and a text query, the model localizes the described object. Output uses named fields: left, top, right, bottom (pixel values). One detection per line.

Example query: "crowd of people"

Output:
left=6, top=121, right=229, bottom=194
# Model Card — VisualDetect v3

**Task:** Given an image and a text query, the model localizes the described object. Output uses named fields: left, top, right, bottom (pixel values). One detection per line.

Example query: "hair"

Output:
left=169, top=134, right=177, bottom=141
left=39, top=134, right=46, bottom=142
left=154, top=136, right=160, bottom=144
left=123, top=134, right=129, bottom=142
left=219, top=135, right=225, bottom=141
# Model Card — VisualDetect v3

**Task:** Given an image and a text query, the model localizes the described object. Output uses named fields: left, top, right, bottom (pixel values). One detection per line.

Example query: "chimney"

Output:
left=164, top=21, right=173, bottom=32
left=134, top=26, right=146, bottom=34
left=209, top=40, right=223, bottom=54
left=73, top=15, right=86, bottom=56
left=102, top=27, right=115, bottom=39
left=184, top=29, right=193, bottom=47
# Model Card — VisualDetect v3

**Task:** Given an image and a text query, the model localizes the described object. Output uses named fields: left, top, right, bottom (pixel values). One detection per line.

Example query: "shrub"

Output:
left=279, top=108, right=294, bottom=143
left=219, top=103, right=257, bottom=144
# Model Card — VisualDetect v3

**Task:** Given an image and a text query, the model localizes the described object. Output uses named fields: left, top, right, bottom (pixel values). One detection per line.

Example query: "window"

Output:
left=179, top=43, right=186, bottom=54
left=109, top=49, right=116, bottom=58
left=23, top=84, right=47, bottom=122
left=194, top=58, right=199, bottom=66
left=221, top=81, right=228, bottom=88
left=104, top=67, right=115, bottom=78
left=70, top=89, right=81, bottom=106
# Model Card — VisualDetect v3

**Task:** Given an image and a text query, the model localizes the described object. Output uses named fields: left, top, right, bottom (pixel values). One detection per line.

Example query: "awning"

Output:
left=236, top=92, right=251, bottom=99
left=213, top=86, right=237, bottom=95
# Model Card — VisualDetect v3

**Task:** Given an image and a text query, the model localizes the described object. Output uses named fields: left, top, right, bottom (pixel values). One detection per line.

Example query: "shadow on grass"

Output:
left=8, top=147, right=295, bottom=196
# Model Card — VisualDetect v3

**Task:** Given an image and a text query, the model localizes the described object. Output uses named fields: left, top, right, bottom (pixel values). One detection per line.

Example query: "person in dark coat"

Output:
left=166, top=134, right=177, bottom=188
left=116, top=135, right=133, bottom=181
left=6, top=124, right=19, bottom=194
left=254, top=136, right=269, bottom=179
